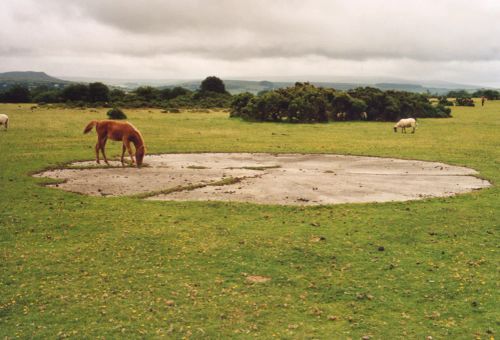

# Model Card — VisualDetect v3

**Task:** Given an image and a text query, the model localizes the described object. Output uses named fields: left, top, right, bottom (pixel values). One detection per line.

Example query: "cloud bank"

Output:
left=1, top=0, right=499, bottom=85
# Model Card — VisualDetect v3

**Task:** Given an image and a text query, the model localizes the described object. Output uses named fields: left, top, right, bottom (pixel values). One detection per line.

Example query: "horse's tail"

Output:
left=83, top=120, right=97, bottom=134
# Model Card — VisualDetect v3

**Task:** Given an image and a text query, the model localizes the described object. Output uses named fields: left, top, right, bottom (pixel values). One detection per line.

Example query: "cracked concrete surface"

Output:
left=34, top=153, right=491, bottom=205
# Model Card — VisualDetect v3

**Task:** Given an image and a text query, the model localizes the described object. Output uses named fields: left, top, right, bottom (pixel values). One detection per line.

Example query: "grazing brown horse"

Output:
left=83, top=120, right=145, bottom=167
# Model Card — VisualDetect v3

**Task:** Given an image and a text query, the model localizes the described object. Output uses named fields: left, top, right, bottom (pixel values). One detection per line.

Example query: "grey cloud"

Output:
left=28, top=0, right=500, bottom=62
left=1, top=0, right=500, bottom=84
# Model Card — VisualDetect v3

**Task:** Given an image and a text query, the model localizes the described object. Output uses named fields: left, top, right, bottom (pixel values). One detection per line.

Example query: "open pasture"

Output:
left=0, top=102, right=498, bottom=338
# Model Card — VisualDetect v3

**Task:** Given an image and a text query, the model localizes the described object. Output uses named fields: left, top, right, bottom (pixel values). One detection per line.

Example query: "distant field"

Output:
left=0, top=101, right=498, bottom=338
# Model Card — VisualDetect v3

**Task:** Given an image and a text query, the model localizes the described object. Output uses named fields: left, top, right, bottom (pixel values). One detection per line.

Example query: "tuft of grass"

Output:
left=225, top=165, right=282, bottom=171
left=135, top=176, right=248, bottom=199
left=186, top=165, right=210, bottom=169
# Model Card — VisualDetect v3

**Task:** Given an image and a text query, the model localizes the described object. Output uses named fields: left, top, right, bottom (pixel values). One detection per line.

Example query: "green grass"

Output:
left=0, top=102, right=498, bottom=338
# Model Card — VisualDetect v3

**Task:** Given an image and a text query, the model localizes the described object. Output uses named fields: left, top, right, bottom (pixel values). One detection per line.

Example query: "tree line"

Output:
left=446, top=89, right=500, bottom=100
left=230, top=83, right=451, bottom=123
left=5, top=76, right=495, bottom=122
left=435, top=89, right=500, bottom=107
left=0, top=76, right=232, bottom=109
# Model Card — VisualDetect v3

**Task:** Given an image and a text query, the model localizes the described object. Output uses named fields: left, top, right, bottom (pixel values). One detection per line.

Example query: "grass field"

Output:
left=0, top=102, right=498, bottom=338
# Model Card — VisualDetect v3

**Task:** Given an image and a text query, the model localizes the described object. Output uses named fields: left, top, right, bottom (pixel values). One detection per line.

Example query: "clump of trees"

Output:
left=472, top=89, right=500, bottom=100
left=230, top=83, right=451, bottom=123
left=0, top=85, right=31, bottom=103
left=446, top=90, right=471, bottom=99
left=445, top=89, right=500, bottom=101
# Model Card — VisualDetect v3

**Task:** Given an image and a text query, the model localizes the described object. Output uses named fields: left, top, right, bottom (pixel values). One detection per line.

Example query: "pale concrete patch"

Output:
left=34, top=153, right=491, bottom=205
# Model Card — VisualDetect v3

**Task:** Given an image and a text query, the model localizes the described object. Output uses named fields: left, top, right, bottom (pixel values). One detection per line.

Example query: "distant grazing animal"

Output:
left=336, top=112, right=347, bottom=121
left=0, top=114, right=8, bottom=130
left=394, top=118, right=417, bottom=134
left=360, top=111, right=368, bottom=120
left=83, top=120, right=145, bottom=167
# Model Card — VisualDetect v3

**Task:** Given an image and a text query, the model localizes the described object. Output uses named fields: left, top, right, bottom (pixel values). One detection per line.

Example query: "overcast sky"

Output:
left=1, top=0, right=499, bottom=86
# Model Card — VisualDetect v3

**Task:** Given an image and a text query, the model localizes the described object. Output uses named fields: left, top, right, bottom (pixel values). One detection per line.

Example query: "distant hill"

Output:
left=163, top=79, right=476, bottom=95
left=11, top=71, right=486, bottom=95
left=0, top=71, right=69, bottom=89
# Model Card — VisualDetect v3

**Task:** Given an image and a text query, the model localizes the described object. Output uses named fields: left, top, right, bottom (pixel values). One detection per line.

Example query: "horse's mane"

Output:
left=127, top=122, right=145, bottom=150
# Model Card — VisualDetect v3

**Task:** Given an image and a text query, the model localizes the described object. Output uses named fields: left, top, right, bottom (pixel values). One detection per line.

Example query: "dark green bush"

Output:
left=230, top=84, right=451, bottom=123
left=455, top=97, right=475, bottom=106
left=230, top=92, right=254, bottom=118
left=438, top=96, right=454, bottom=106
left=107, top=108, right=127, bottom=120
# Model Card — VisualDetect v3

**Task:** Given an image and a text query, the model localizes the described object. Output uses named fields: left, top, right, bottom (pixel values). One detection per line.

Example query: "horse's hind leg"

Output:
left=100, top=138, right=109, bottom=165
left=95, top=142, right=101, bottom=164
left=5, top=119, right=8, bottom=130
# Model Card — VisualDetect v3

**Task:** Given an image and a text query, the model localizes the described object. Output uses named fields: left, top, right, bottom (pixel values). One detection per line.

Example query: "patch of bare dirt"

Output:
left=246, top=275, right=271, bottom=283
left=34, top=153, right=491, bottom=205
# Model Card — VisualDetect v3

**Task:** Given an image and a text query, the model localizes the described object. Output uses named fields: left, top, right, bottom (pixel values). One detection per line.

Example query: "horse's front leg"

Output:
left=125, top=140, right=135, bottom=165
left=121, top=144, right=126, bottom=166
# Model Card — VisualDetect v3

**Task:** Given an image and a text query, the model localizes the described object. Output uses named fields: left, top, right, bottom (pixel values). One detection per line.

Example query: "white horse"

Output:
left=360, top=111, right=368, bottom=120
left=0, top=114, right=8, bottom=130
left=394, top=118, right=417, bottom=133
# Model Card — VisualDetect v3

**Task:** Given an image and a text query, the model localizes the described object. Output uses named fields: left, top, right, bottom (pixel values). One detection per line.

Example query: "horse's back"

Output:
left=98, top=120, right=138, bottom=141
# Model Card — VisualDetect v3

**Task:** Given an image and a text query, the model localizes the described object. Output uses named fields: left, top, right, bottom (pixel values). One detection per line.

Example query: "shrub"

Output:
left=455, top=97, right=475, bottom=106
left=438, top=96, right=454, bottom=106
left=107, top=108, right=127, bottom=120
left=230, top=92, right=255, bottom=118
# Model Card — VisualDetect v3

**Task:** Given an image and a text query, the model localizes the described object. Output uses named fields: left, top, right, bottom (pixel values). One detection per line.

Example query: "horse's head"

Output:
left=135, top=145, right=145, bottom=167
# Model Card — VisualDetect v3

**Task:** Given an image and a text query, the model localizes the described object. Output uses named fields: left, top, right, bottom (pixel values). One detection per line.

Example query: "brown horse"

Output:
left=84, top=120, right=145, bottom=167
